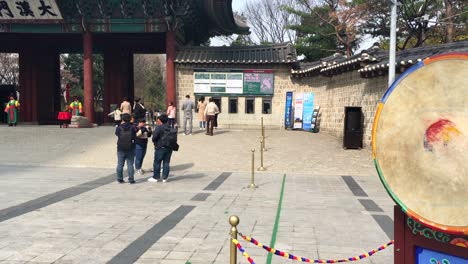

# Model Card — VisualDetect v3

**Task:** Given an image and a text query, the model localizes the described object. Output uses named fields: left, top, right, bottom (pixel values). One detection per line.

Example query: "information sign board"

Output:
left=194, top=69, right=274, bottom=96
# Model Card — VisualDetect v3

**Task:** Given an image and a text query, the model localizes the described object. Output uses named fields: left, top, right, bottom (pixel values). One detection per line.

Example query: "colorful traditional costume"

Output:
left=69, top=101, right=82, bottom=116
left=5, top=99, right=20, bottom=125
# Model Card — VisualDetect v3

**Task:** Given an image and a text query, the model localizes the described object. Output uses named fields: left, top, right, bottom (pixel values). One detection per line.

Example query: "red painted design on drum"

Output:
left=450, top=238, right=468, bottom=248
left=424, top=119, right=461, bottom=151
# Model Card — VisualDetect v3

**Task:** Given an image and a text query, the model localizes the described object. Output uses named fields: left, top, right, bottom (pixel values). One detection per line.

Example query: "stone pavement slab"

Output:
left=0, top=126, right=375, bottom=175
left=0, top=126, right=395, bottom=264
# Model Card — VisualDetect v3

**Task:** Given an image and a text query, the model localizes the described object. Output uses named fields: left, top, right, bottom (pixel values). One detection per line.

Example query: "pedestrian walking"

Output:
left=108, top=105, right=122, bottom=127
left=115, top=113, right=137, bottom=184
left=166, top=102, right=176, bottom=128
left=135, top=119, right=152, bottom=175
left=120, top=97, right=132, bottom=116
left=204, top=97, right=219, bottom=136
left=148, top=114, right=178, bottom=183
left=197, top=96, right=207, bottom=130
left=181, top=95, right=195, bottom=135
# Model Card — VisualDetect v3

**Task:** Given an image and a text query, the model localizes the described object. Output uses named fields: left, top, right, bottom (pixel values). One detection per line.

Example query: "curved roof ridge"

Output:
left=201, top=0, right=250, bottom=36
left=359, top=40, right=468, bottom=76
left=176, top=43, right=297, bottom=64
left=180, top=42, right=295, bottom=50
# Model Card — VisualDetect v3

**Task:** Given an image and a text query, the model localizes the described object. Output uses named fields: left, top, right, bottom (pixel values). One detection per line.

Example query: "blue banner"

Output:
left=284, top=91, right=293, bottom=128
left=302, top=93, right=315, bottom=131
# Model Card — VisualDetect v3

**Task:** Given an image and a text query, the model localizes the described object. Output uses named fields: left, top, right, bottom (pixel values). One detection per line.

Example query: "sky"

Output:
left=232, top=0, right=247, bottom=12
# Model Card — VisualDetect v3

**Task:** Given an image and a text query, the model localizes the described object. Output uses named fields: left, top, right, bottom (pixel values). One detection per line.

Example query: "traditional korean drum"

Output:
left=372, top=53, right=468, bottom=235
left=57, top=111, right=72, bottom=121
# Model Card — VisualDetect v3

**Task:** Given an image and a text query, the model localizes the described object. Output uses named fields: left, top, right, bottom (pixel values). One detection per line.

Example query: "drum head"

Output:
left=373, top=53, right=468, bottom=235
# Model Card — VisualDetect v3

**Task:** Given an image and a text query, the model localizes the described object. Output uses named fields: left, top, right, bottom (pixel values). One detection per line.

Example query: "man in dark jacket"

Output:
left=115, top=113, right=137, bottom=184
left=148, top=114, right=173, bottom=183
left=133, top=97, right=146, bottom=123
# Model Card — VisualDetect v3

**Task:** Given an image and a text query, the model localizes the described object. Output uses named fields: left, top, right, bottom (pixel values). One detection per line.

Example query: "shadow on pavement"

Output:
left=197, top=130, right=229, bottom=136
left=133, top=178, right=150, bottom=184
left=171, top=163, right=194, bottom=171
left=241, top=180, right=275, bottom=188
left=168, top=173, right=206, bottom=182
left=191, top=130, right=206, bottom=135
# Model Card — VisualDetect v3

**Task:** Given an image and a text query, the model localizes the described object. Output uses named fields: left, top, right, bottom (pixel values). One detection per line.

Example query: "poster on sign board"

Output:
left=302, top=93, right=315, bottom=131
left=243, top=70, right=274, bottom=95
left=293, top=93, right=304, bottom=129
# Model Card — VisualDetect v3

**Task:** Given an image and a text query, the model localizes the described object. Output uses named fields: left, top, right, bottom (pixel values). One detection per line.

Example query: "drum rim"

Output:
left=372, top=52, right=468, bottom=235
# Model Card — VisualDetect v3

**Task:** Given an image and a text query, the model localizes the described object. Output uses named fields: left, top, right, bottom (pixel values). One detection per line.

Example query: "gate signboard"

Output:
left=0, top=0, right=63, bottom=21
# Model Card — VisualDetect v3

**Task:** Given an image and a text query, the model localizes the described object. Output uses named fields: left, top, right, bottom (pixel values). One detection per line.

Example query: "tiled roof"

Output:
left=291, top=41, right=468, bottom=78
left=175, top=43, right=297, bottom=64
left=320, top=46, right=387, bottom=76
left=291, top=53, right=347, bottom=76
left=358, top=41, right=468, bottom=77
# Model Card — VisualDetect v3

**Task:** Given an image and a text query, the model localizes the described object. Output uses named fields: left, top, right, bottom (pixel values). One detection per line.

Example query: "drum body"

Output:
left=372, top=53, right=468, bottom=235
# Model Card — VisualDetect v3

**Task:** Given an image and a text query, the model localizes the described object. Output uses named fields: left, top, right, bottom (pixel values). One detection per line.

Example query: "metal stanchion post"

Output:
left=229, top=215, right=239, bottom=264
left=261, top=117, right=264, bottom=138
left=249, top=149, right=257, bottom=188
left=261, top=118, right=267, bottom=152
left=258, top=138, right=266, bottom=171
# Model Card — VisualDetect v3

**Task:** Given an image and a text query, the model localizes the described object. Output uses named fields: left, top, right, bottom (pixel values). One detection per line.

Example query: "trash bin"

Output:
left=343, top=106, right=363, bottom=149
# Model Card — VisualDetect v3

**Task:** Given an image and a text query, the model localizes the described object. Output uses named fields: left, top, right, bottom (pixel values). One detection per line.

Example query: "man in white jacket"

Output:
left=204, top=97, right=219, bottom=136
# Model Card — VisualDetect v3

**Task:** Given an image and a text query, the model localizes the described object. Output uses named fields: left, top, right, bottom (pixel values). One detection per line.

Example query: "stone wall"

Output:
left=175, top=63, right=389, bottom=148
left=175, top=64, right=290, bottom=130
left=289, top=72, right=388, bottom=147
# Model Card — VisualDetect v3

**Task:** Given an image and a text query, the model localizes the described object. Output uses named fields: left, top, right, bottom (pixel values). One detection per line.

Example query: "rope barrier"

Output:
left=240, top=233, right=394, bottom=263
left=232, top=239, right=256, bottom=264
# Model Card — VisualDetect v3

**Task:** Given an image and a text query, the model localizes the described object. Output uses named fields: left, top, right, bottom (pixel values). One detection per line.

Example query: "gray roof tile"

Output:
left=175, top=43, right=297, bottom=64
left=292, top=41, right=468, bottom=77
left=358, top=41, right=468, bottom=76
left=291, top=53, right=347, bottom=76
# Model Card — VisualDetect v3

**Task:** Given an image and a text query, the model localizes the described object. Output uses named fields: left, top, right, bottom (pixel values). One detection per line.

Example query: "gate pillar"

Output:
left=83, top=31, right=94, bottom=123
left=166, top=31, right=176, bottom=107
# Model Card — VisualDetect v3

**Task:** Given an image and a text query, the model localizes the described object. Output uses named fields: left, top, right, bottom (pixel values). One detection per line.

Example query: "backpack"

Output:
left=117, top=126, right=133, bottom=150
left=160, top=126, right=179, bottom=151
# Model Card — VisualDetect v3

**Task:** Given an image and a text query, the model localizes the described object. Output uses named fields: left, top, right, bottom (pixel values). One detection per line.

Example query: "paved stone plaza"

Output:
left=0, top=125, right=394, bottom=264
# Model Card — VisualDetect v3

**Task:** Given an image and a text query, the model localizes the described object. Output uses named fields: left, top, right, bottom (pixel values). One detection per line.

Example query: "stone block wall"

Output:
left=175, top=63, right=389, bottom=148
left=288, top=72, right=388, bottom=147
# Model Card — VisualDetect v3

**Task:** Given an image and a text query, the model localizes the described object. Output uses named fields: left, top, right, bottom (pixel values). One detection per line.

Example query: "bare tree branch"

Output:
left=243, top=0, right=298, bottom=44
left=0, top=53, right=19, bottom=85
